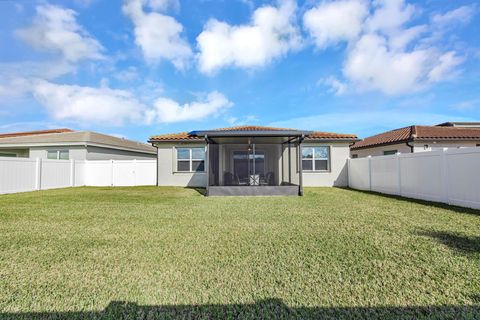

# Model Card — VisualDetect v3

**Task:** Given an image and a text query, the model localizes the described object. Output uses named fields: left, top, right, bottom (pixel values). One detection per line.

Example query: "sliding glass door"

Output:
left=233, top=149, right=265, bottom=185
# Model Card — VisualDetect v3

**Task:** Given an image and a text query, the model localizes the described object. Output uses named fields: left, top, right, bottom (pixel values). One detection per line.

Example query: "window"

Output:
left=302, top=146, right=329, bottom=171
left=383, top=150, right=397, bottom=156
left=0, top=152, right=16, bottom=157
left=176, top=147, right=205, bottom=172
left=351, top=154, right=358, bottom=159
left=47, top=150, right=69, bottom=160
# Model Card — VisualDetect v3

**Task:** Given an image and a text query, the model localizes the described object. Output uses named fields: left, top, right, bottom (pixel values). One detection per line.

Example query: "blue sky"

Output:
left=0, top=0, right=479, bottom=142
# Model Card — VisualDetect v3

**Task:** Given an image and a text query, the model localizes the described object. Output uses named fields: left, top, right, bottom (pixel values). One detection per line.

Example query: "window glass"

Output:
left=191, top=148, right=205, bottom=160
left=302, top=147, right=313, bottom=159
left=0, top=153, right=16, bottom=157
left=47, top=150, right=57, bottom=159
left=383, top=150, right=397, bottom=155
left=177, top=148, right=190, bottom=160
left=177, top=161, right=190, bottom=172
left=315, top=160, right=328, bottom=171
left=351, top=154, right=358, bottom=159
left=302, top=159, right=313, bottom=171
left=59, top=150, right=69, bottom=160
left=315, top=147, right=328, bottom=159
left=192, top=160, right=205, bottom=172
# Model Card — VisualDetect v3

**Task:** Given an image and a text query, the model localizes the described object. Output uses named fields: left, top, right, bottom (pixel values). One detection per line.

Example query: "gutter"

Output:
left=405, top=140, right=414, bottom=153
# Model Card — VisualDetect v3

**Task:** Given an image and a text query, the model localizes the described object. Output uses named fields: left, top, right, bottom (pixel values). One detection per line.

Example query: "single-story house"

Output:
left=149, top=126, right=358, bottom=196
left=350, top=123, right=480, bottom=158
left=0, top=128, right=156, bottom=160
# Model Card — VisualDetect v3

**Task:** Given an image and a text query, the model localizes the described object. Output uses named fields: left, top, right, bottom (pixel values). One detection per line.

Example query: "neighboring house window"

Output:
left=0, top=152, right=16, bottom=157
left=476, top=144, right=480, bottom=147
left=47, top=150, right=69, bottom=160
left=351, top=154, right=358, bottom=159
left=302, top=146, right=330, bottom=171
left=383, top=150, right=397, bottom=156
left=176, top=147, right=205, bottom=172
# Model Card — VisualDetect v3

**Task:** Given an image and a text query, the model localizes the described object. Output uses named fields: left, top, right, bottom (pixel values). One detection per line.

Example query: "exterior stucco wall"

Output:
left=86, top=146, right=156, bottom=160
left=302, top=142, right=350, bottom=187
left=156, top=142, right=207, bottom=187
left=155, top=141, right=352, bottom=188
left=351, top=140, right=480, bottom=158
left=29, top=146, right=87, bottom=160
left=350, top=143, right=411, bottom=158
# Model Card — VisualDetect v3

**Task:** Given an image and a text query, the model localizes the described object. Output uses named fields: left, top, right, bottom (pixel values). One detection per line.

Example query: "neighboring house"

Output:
left=0, top=129, right=156, bottom=160
left=350, top=123, right=480, bottom=158
left=149, top=126, right=358, bottom=196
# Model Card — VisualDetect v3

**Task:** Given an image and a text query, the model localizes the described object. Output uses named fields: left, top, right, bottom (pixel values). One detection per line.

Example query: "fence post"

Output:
left=70, top=159, right=75, bottom=187
left=347, top=158, right=351, bottom=188
left=35, top=158, right=42, bottom=190
left=396, top=153, right=402, bottom=196
left=367, top=156, right=372, bottom=191
left=111, top=159, right=114, bottom=187
left=441, top=148, right=449, bottom=205
left=133, top=159, right=137, bottom=186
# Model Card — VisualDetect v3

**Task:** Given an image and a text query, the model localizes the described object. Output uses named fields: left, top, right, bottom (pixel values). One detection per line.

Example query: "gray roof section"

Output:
left=0, top=131, right=156, bottom=154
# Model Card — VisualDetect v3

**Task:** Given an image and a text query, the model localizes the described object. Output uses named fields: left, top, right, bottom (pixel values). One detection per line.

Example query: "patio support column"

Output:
left=288, top=140, right=292, bottom=184
left=205, top=135, right=210, bottom=196
left=298, top=135, right=304, bottom=196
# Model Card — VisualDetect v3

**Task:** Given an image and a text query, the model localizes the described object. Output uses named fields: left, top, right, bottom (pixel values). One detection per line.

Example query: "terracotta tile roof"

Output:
left=307, top=131, right=358, bottom=140
left=0, top=128, right=73, bottom=139
left=351, top=125, right=480, bottom=150
left=149, top=126, right=357, bottom=142
left=149, top=132, right=203, bottom=141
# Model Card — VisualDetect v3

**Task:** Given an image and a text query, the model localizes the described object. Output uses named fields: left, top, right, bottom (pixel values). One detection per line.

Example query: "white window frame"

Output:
left=176, top=147, right=205, bottom=173
left=301, top=146, right=330, bottom=172
left=47, top=149, right=69, bottom=160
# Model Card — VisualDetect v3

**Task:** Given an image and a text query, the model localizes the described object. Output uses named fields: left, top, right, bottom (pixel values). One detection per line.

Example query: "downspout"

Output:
left=205, top=135, right=210, bottom=196
left=298, top=134, right=305, bottom=196
left=405, top=140, right=414, bottom=153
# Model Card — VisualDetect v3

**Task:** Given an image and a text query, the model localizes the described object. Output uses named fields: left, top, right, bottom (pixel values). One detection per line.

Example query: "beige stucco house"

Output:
left=149, top=126, right=358, bottom=196
left=350, top=122, right=480, bottom=158
left=0, top=129, right=156, bottom=160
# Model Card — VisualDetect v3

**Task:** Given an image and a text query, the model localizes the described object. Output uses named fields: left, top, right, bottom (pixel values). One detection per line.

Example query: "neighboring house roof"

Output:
left=351, top=125, right=480, bottom=150
left=0, top=128, right=73, bottom=139
left=149, top=125, right=358, bottom=142
left=436, top=122, right=480, bottom=128
left=0, top=130, right=156, bottom=154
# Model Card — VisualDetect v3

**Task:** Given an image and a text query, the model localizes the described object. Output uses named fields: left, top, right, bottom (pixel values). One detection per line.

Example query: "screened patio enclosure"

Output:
left=192, top=128, right=312, bottom=196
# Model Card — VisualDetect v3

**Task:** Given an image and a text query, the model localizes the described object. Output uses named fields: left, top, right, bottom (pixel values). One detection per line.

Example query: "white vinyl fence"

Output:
left=348, top=147, right=480, bottom=209
left=0, top=158, right=156, bottom=195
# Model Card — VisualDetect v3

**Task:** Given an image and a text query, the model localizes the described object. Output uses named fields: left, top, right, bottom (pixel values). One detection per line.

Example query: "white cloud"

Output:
left=122, top=0, right=192, bottom=69
left=366, top=0, right=415, bottom=33
left=146, top=91, right=233, bottom=123
left=196, top=0, right=301, bottom=74
left=16, top=4, right=104, bottom=62
left=321, top=76, right=347, bottom=95
left=32, top=81, right=146, bottom=126
left=30, top=80, right=232, bottom=126
left=303, top=0, right=468, bottom=95
left=432, top=5, right=476, bottom=26
left=303, top=0, right=368, bottom=49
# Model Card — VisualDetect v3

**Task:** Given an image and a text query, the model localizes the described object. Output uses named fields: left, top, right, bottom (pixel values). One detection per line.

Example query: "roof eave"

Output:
left=189, top=130, right=314, bottom=137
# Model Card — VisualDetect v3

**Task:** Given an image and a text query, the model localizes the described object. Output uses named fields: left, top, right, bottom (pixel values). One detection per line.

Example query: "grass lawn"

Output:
left=0, top=187, right=479, bottom=319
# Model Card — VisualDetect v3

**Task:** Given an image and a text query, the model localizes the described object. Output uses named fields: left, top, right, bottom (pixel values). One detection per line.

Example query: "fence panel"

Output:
left=348, top=157, right=370, bottom=190
left=0, top=157, right=37, bottom=194
left=446, top=148, right=480, bottom=208
left=370, top=156, right=399, bottom=195
left=349, top=147, right=480, bottom=209
left=40, top=159, right=71, bottom=190
left=0, top=158, right=156, bottom=194
left=399, top=152, right=443, bottom=202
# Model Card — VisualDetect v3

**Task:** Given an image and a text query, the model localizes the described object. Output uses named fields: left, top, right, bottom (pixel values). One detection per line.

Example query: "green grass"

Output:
left=0, top=187, right=479, bottom=319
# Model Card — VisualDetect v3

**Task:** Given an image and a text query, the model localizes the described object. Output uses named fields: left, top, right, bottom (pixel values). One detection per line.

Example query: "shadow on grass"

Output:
left=340, top=187, right=480, bottom=216
left=417, top=230, right=480, bottom=256
left=185, top=187, right=206, bottom=196
left=1, top=299, right=479, bottom=320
